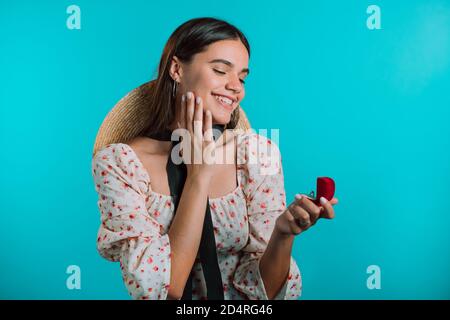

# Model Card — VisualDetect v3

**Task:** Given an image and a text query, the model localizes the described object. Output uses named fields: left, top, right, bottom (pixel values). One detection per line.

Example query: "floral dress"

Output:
left=92, top=132, right=302, bottom=300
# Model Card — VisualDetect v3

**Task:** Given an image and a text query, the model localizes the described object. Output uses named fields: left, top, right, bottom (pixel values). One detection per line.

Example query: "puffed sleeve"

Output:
left=233, top=133, right=302, bottom=300
left=92, top=144, right=171, bottom=300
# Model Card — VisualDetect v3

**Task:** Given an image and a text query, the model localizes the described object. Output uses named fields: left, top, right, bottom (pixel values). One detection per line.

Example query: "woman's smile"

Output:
left=211, top=93, right=236, bottom=112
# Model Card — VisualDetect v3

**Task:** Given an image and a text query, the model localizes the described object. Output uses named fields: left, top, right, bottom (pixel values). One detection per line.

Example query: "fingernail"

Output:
left=187, top=92, right=192, bottom=99
left=196, top=96, right=201, bottom=105
left=320, top=197, right=327, bottom=205
left=181, top=94, right=185, bottom=102
left=295, top=194, right=302, bottom=200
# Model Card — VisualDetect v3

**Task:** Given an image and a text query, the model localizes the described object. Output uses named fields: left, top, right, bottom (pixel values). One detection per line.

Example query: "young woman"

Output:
left=92, top=17, right=338, bottom=300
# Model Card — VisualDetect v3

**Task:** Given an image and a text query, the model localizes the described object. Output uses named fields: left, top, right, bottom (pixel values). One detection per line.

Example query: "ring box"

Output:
left=310, top=177, right=335, bottom=206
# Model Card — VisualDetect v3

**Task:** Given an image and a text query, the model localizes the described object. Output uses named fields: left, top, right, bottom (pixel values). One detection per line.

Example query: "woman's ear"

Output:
left=169, top=56, right=183, bottom=82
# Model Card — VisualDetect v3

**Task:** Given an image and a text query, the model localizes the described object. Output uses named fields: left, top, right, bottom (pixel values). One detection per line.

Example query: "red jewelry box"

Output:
left=311, top=177, right=335, bottom=206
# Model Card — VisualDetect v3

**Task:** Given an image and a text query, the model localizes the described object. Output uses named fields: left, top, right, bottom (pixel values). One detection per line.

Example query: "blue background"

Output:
left=1, top=0, right=449, bottom=299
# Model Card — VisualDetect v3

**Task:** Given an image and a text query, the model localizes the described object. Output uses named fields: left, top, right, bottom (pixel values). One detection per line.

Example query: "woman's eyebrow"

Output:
left=208, top=58, right=250, bottom=75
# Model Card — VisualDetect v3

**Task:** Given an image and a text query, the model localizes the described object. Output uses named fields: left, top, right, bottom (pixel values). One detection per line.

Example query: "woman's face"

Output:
left=175, top=39, right=249, bottom=125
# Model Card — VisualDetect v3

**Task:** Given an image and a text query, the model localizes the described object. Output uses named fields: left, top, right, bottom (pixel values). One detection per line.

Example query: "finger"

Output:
left=179, top=94, right=186, bottom=129
left=285, top=207, right=303, bottom=235
left=298, top=194, right=338, bottom=206
left=302, top=195, right=315, bottom=202
left=294, top=204, right=315, bottom=227
left=319, top=197, right=335, bottom=219
left=294, top=194, right=322, bottom=219
left=288, top=203, right=311, bottom=229
left=330, top=197, right=339, bottom=205
left=203, top=110, right=213, bottom=142
left=185, top=91, right=194, bottom=134
left=193, top=96, right=203, bottom=140
left=299, top=201, right=320, bottom=225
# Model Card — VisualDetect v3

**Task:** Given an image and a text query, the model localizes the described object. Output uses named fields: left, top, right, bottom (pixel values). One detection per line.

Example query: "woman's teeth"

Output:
left=213, top=94, right=233, bottom=106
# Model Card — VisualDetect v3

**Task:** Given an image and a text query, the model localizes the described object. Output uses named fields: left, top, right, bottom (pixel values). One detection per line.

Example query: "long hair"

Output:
left=143, top=17, right=251, bottom=135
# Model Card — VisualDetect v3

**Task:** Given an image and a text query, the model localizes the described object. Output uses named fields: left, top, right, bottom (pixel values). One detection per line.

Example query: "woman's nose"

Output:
left=225, top=75, right=242, bottom=93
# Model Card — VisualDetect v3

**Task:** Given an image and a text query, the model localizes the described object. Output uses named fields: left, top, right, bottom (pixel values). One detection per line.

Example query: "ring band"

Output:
left=296, top=218, right=310, bottom=228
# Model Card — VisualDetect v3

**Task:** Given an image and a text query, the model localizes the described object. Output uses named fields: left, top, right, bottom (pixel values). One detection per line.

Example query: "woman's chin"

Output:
left=211, top=113, right=232, bottom=126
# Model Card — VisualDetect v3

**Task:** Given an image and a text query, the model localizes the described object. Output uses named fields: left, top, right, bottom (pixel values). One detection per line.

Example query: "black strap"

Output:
left=146, top=125, right=225, bottom=300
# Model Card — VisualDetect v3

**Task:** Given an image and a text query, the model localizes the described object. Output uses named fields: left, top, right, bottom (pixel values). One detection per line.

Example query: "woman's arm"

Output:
left=166, top=173, right=210, bottom=299
left=259, top=230, right=294, bottom=299
left=259, top=195, right=339, bottom=299
left=166, top=92, right=216, bottom=300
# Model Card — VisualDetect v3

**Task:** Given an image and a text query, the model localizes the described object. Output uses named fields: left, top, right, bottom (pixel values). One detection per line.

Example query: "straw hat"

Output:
left=93, top=80, right=251, bottom=156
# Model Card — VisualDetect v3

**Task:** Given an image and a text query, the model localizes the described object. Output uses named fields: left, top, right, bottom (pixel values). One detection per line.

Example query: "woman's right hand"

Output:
left=178, top=91, right=216, bottom=181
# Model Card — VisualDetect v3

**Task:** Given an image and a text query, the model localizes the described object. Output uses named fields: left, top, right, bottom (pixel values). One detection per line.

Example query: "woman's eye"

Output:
left=213, top=69, right=226, bottom=75
left=213, top=68, right=245, bottom=85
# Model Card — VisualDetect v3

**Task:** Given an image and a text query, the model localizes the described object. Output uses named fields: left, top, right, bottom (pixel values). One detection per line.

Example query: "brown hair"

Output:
left=143, top=17, right=251, bottom=135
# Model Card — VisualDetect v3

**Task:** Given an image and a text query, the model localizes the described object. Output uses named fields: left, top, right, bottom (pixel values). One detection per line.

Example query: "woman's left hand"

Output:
left=274, top=195, right=339, bottom=236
